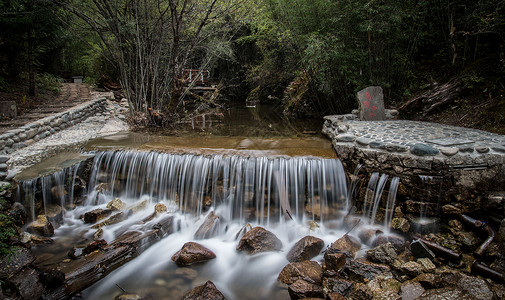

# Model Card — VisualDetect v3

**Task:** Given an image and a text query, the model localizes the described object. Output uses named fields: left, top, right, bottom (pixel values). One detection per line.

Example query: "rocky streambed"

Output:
left=1, top=149, right=505, bottom=299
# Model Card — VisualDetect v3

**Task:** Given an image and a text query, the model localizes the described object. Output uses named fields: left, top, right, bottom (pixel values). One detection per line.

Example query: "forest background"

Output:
left=0, top=0, right=504, bottom=132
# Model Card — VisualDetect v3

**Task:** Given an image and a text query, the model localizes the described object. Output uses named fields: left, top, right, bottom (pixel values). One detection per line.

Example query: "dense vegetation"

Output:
left=1, top=0, right=504, bottom=126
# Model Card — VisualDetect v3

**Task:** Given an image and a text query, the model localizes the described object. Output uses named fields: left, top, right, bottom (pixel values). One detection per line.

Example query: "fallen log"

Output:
left=399, top=78, right=463, bottom=117
left=42, top=215, right=175, bottom=300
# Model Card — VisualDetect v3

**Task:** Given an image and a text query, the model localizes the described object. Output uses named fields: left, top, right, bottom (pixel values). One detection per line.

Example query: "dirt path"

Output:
left=0, top=83, right=93, bottom=134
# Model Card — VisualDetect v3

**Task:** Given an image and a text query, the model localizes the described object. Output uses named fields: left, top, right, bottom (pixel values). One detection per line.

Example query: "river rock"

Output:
left=456, top=273, right=493, bottom=300
left=401, top=281, right=425, bottom=300
left=324, top=252, right=347, bottom=271
left=366, top=276, right=401, bottom=299
left=400, top=261, right=424, bottom=277
left=277, top=261, right=323, bottom=285
left=83, top=208, right=113, bottom=223
left=182, top=280, right=226, bottom=300
left=194, top=211, right=221, bottom=239
left=27, top=215, right=54, bottom=237
left=287, top=236, right=324, bottom=262
left=329, top=234, right=361, bottom=256
left=8, top=267, right=44, bottom=300
left=375, top=234, right=407, bottom=253
left=172, top=242, right=216, bottom=266
left=236, top=226, right=282, bottom=254
left=45, top=204, right=63, bottom=224
left=127, top=199, right=149, bottom=213
left=68, top=247, right=83, bottom=259
left=391, top=217, right=410, bottom=233
left=326, top=292, right=346, bottom=300
left=288, top=279, right=324, bottom=299
left=345, top=258, right=391, bottom=281
left=366, top=242, right=398, bottom=264
left=154, top=203, right=167, bottom=214
left=323, top=277, right=354, bottom=297
left=417, top=258, right=436, bottom=273
left=175, top=267, right=199, bottom=281
left=107, top=198, right=126, bottom=211
left=51, top=186, right=67, bottom=200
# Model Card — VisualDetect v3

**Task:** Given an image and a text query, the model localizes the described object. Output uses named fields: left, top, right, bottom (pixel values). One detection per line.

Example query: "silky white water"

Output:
left=21, top=150, right=401, bottom=300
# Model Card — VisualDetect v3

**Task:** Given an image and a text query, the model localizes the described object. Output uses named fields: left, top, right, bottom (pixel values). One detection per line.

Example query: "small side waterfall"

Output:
left=86, top=151, right=349, bottom=225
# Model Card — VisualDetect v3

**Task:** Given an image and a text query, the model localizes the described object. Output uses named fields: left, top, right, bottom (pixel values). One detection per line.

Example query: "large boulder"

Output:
left=236, top=227, right=282, bottom=254
left=277, top=261, right=323, bottom=285
left=182, top=280, right=226, bottom=300
left=26, top=215, right=54, bottom=237
left=194, top=211, right=221, bottom=240
left=324, top=252, right=347, bottom=271
left=107, top=198, right=126, bottom=211
left=172, top=242, right=216, bottom=266
left=329, top=234, right=361, bottom=257
left=8, top=267, right=44, bottom=300
left=286, top=236, right=324, bottom=262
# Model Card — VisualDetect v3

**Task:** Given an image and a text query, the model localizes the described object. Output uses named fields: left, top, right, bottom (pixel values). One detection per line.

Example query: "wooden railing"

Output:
left=183, top=69, right=210, bottom=86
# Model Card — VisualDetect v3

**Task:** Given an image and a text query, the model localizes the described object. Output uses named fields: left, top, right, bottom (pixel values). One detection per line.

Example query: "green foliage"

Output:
left=36, top=73, right=62, bottom=94
left=0, top=184, right=15, bottom=256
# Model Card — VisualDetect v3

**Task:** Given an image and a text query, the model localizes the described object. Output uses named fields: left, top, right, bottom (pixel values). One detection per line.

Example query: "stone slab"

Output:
left=357, top=86, right=386, bottom=121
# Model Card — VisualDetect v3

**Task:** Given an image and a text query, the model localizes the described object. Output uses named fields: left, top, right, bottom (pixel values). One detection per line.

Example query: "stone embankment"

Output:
left=0, top=95, right=129, bottom=181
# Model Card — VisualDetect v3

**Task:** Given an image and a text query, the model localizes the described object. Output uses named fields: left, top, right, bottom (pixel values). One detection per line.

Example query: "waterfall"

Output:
left=384, top=177, right=400, bottom=230
left=85, top=151, right=349, bottom=224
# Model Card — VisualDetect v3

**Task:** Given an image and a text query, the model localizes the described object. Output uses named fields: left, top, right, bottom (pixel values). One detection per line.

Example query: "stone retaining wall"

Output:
left=0, top=98, right=107, bottom=181
left=322, top=115, right=505, bottom=222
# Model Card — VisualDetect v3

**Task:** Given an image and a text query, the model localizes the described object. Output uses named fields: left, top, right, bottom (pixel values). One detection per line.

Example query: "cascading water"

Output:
left=20, top=150, right=402, bottom=300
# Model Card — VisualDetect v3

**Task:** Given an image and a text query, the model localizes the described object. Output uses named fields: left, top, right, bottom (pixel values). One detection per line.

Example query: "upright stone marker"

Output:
left=357, top=86, right=385, bottom=121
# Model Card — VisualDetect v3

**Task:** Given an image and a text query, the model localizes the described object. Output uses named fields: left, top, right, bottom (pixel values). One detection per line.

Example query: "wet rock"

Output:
left=410, top=240, right=436, bottom=259
left=329, top=234, right=361, bottom=257
left=417, top=258, right=436, bottom=273
left=357, top=228, right=381, bottom=244
left=345, top=258, right=391, bottom=281
left=107, top=198, right=126, bottom=211
left=0, top=247, right=34, bottom=279
left=182, top=280, right=226, bottom=300
left=194, top=211, right=221, bottom=239
left=278, top=261, right=323, bottom=285
left=457, top=273, right=493, bottom=300
left=8, top=267, right=44, bottom=300
left=440, top=147, right=459, bottom=156
left=401, top=281, right=425, bottom=300
left=418, top=287, right=478, bottom=300
left=154, top=203, right=167, bottom=214
left=8, top=202, right=27, bottom=226
left=410, top=143, right=439, bottom=156
left=288, top=279, right=324, bottom=299
left=413, top=273, right=443, bottom=289
left=366, top=276, right=401, bottom=299
left=442, top=204, right=461, bottom=216
left=114, top=294, right=143, bottom=300
left=366, top=242, right=398, bottom=264
left=400, top=261, right=424, bottom=277
left=391, top=217, right=410, bottom=233
left=323, top=277, right=354, bottom=297
left=91, top=212, right=126, bottom=228
left=83, top=239, right=108, bottom=255
left=236, top=226, right=282, bottom=254
left=68, top=247, right=84, bottom=259
left=51, top=186, right=67, bottom=200
left=500, top=219, right=505, bottom=250
left=287, top=236, right=324, bottom=262
left=324, top=252, right=347, bottom=271
left=27, top=215, right=54, bottom=237
left=83, top=208, right=113, bottom=224
left=456, top=230, right=480, bottom=248
left=46, top=204, right=64, bottom=224
left=172, top=242, right=216, bottom=266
